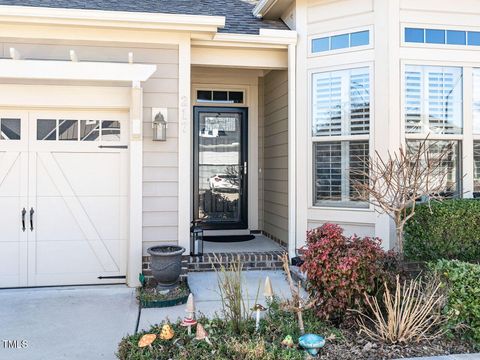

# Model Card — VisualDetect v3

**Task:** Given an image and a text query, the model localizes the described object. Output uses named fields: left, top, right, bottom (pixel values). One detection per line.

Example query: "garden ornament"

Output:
left=138, top=334, right=156, bottom=348
left=180, top=317, right=197, bottom=336
left=264, top=276, right=274, bottom=300
left=159, top=324, right=175, bottom=340
left=298, top=334, right=325, bottom=356
left=195, top=323, right=212, bottom=345
left=281, top=335, right=294, bottom=348
left=251, top=304, right=267, bottom=331
left=185, top=293, right=195, bottom=318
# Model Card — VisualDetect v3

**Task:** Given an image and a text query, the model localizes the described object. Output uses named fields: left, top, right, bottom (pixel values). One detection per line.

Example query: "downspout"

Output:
left=287, top=43, right=297, bottom=259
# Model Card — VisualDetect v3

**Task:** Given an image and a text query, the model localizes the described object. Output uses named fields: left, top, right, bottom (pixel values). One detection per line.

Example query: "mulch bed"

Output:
left=317, top=324, right=475, bottom=359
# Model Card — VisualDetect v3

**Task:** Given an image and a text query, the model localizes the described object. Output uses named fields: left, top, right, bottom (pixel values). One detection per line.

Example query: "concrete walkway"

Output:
left=139, top=270, right=295, bottom=330
left=0, top=272, right=477, bottom=360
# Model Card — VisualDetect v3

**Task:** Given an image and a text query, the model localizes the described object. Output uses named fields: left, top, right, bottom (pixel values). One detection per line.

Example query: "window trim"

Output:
left=308, top=62, right=375, bottom=210
left=308, top=26, right=374, bottom=57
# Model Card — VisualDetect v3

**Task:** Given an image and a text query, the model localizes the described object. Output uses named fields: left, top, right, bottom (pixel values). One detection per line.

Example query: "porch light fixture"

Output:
left=190, top=220, right=204, bottom=256
left=152, top=108, right=168, bottom=141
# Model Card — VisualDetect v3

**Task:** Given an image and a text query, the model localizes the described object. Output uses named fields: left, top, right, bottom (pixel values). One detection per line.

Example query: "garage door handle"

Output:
left=21, top=208, right=26, bottom=232
left=29, top=208, right=34, bottom=232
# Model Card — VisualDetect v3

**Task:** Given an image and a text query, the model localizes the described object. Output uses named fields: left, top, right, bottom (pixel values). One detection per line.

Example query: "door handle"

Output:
left=244, top=162, right=247, bottom=175
left=29, top=208, right=34, bottom=232
left=21, top=208, right=26, bottom=232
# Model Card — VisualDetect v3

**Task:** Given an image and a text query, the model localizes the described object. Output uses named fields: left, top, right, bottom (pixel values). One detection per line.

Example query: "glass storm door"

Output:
left=194, top=107, right=248, bottom=230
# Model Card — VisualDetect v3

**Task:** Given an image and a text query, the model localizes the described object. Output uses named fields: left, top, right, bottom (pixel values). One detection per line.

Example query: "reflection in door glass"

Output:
left=198, top=113, right=242, bottom=224
left=102, top=121, right=121, bottom=141
left=58, top=120, right=78, bottom=141
left=0, top=119, right=21, bottom=140
left=37, top=119, right=57, bottom=141
left=80, top=120, right=100, bottom=141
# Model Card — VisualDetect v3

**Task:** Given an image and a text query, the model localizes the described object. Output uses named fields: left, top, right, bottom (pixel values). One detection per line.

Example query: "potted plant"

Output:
left=147, top=245, right=186, bottom=289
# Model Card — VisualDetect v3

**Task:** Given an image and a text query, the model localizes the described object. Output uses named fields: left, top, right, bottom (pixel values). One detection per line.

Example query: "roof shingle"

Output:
left=0, top=0, right=289, bottom=34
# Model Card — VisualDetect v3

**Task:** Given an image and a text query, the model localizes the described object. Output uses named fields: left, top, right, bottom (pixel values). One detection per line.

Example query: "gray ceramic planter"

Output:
left=147, top=245, right=186, bottom=289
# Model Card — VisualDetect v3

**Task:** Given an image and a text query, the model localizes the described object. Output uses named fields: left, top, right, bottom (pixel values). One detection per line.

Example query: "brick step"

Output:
left=185, top=251, right=285, bottom=272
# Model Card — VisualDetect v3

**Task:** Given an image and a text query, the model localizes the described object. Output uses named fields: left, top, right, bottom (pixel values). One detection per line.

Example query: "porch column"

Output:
left=128, top=81, right=143, bottom=287
left=177, top=36, right=192, bottom=250
left=288, top=43, right=297, bottom=258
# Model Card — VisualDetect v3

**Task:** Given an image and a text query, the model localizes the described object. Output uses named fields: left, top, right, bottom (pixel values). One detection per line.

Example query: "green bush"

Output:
left=430, top=259, right=480, bottom=346
left=404, top=200, right=480, bottom=262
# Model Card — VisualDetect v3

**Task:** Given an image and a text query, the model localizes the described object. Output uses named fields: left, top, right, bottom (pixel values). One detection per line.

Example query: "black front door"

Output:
left=193, top=107, right=248, bottom=230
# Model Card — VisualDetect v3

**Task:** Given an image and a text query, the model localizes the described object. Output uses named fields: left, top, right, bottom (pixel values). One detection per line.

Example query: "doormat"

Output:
left=203, top=235, right=255, bottom=243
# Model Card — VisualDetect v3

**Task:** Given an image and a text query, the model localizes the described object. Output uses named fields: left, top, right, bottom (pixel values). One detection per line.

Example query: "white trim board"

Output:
left=0, top=59, right=156, bottom=82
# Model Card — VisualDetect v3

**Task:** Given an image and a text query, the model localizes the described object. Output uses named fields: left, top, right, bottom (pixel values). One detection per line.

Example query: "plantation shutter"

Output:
left=312, top=73, right=342, bottom=136
left=349, top=70, right=370, bottom=135
left=405, top=65, right=462, bottom=135
left=312, top=68, right=370, bottom=137
left=314, top=142, right=342, bottom=201
left=473, top=69, right=480, bottom=134
left=405, top=68, right=423, bottom=133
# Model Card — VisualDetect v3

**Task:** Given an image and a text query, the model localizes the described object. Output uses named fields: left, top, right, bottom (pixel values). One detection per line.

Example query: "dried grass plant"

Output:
left=213, top=256, right=259, bottom=334
left=355, top=275, right=447, bottom=344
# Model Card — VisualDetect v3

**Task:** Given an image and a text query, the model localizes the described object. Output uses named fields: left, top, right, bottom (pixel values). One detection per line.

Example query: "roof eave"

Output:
left=253, top=0, right=294, bottom=20
left=0, top=5, right=226, bottom=32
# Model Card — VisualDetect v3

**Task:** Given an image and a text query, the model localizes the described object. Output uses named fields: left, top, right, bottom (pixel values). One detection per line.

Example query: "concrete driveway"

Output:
left=0, top=285, right=138, bottom=360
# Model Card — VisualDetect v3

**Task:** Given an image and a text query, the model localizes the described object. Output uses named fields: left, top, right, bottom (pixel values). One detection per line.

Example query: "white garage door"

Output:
left=0, top=110, right=129, bottom=287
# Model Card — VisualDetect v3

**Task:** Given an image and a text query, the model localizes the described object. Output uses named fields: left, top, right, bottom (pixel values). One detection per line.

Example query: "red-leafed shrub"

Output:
left=300, top=223, right=397, bottom=322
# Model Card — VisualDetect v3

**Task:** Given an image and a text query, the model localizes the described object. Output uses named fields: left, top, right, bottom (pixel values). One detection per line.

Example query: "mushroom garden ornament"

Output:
left=264, top=276, right=274, bottom=301
left=180, top=317, right=197, bottom=336
left=251, top=304, right=267, bottom=331
left=298, top=334, right=325, bottom=356
left=159, top=324, right=175, bottom=340
left=185, top=294, right=195, bottom=318
left=138, top=334, right=156, bottom=348
left=195, top=323, right=212, bottom=345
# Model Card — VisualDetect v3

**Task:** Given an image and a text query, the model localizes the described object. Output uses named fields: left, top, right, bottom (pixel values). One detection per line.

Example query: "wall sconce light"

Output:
left=152, top=108, right=168, bottom=141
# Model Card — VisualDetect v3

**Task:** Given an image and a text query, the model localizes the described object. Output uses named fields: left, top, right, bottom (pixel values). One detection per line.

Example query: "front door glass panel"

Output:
left=195, top=108, right=247, bottom=229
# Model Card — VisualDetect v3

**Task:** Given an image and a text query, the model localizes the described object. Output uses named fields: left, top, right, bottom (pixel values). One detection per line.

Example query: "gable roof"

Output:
left=0, top=0, right=289, bottom=34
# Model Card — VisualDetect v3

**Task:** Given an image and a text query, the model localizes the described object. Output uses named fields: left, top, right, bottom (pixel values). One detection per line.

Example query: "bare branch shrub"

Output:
left=355, top=276, right=447, bottom=344
left=352, top=138, right=458, bottom=256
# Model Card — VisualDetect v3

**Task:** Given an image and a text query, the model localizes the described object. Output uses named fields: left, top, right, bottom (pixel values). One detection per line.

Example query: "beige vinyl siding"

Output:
left=0, top=41, right=179, bottom=254
left=307, top=0, right=374, bottom=36
left=262, top=70, right=288, bottom=243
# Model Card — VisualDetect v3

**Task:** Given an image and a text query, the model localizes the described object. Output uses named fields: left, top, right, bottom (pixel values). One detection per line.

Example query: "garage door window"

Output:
left=37, top=119, right=120, bottom=142
left=0, top=118, right=21, bottom=140
left=58, top=120, right=79, bottom=141
left=37, top=119, right=56, bottom=140
left=80, top=120, right=100, bottom=141
left=101, top=121, right=121, bottom=141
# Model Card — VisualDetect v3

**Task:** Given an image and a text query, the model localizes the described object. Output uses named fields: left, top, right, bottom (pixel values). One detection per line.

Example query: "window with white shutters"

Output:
left=312, top=67, right=370, bottom=207
left=404, top=65, right=463, bottom=135
left=312, top=68, right=370, bottom=137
